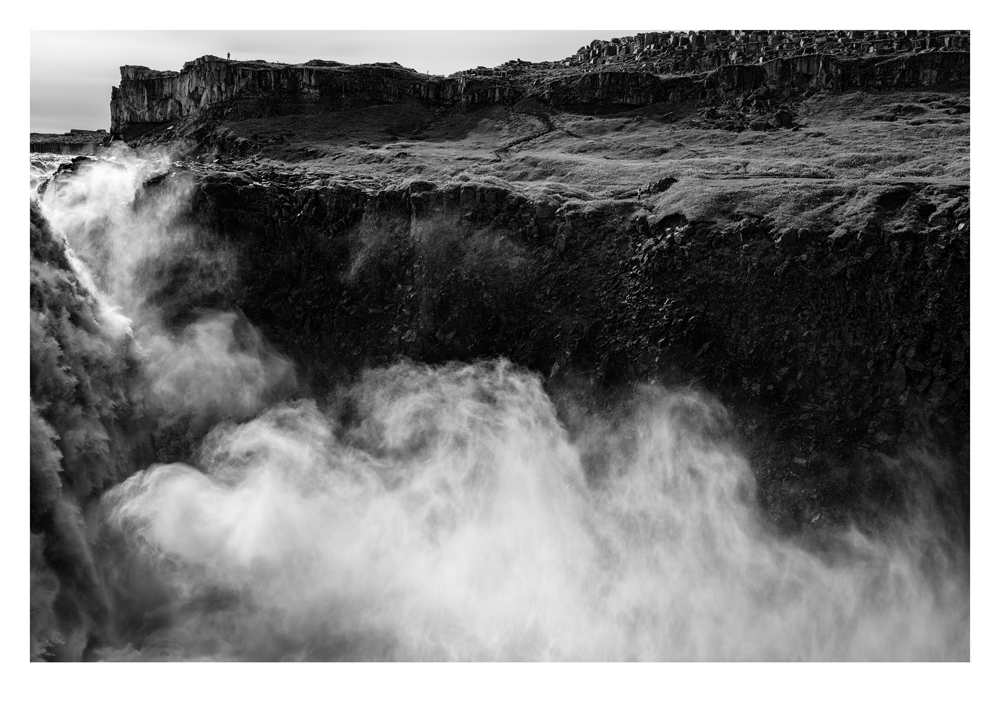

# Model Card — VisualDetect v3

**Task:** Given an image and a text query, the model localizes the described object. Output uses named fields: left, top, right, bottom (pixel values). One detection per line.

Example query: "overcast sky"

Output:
left=30, top=31, right=644, bottom=133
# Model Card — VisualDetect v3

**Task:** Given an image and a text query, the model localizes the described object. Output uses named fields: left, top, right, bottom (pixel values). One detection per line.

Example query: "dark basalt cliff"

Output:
left=110, top=58, right=524, bottom=138
left=110, top=34, right=968, bottom=139
left=115, top=161, right=968, bottom=533
left=30, top=129, right=110, bottom=155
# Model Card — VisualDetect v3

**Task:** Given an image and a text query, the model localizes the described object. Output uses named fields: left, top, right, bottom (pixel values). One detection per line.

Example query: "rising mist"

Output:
left=29, top=150, right=970, bottom=661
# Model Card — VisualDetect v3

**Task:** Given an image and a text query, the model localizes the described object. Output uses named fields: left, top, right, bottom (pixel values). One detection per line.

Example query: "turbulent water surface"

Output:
left=30, top=151, right=970, bottom=661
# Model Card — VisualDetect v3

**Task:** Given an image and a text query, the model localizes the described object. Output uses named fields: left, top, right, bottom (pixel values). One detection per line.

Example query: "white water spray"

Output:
left=33, top=151, right=970, bottom=661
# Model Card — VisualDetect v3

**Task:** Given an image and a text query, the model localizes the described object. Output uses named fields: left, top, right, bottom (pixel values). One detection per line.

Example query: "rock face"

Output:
left=563, top=29, right=970, bottom=71
left=539, top=51, right=969, bottom=108
left=110, top=56, right=522, bottom=137
left=112, top=58, right=421, bottom=133
left=128, top=164, right=967, bottom=477
left=30, top=129, right=110, bottom=155
left=109, top=32, right=969, bottom=138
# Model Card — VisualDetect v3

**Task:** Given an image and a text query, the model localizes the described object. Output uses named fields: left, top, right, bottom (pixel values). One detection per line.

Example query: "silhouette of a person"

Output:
left=227, top=52, right=231, bottom=60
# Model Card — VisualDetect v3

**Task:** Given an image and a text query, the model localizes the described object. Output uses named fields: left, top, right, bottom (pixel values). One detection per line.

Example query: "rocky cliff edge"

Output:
left=109, top=30, right=969, bottom=140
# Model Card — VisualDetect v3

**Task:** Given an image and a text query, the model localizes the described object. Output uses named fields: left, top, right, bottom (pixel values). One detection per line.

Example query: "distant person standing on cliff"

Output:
left=227, top=52, right=230, bottom=60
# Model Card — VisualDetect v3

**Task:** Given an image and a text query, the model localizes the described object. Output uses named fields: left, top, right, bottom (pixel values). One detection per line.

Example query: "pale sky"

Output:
left=30, top=31, right=642, bottom=133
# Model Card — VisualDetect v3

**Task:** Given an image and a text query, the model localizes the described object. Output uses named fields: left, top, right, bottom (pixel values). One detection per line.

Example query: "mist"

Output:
left=30, top=149, right=969, bottom=661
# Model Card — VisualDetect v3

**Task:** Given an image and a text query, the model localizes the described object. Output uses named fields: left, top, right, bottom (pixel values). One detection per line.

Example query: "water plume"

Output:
left=30, top=150, right=968, bottom=661
left=97, top=362, right=969, bottom=661
left=145, top=311, right=296, bottom=426
left=36, top=146, right=292, bottom=449
left=38, top=146, right=236, bottom=327
left=29, top=148, right=291, bottom=659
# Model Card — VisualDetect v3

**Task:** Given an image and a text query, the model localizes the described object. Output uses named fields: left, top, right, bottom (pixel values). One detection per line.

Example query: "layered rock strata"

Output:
left=109, top=31, right=969, bottom=139
left=561, top=29, right=970, bottom=71
left=110, top=58, right=520, bottom=137
left=30, top=129, right=110, bottom=155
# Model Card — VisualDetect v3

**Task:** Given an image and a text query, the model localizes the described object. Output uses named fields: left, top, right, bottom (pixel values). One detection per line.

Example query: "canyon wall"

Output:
left=30, top=129, right=110, bottom=155
left=535, top=51, right=969, bottom=108
left=110, top=57, right=522, bottom=137
left=109, top=33, right=969, bottom=138
left=125, top=166, right=968, bottom=482
left=31, top=31, right=971, bottom=662
left=561, top=29, right=970, bottom=71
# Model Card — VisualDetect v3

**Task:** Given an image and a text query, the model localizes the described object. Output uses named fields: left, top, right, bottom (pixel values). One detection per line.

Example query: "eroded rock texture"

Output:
left=109, top=32, right=969, bottom=138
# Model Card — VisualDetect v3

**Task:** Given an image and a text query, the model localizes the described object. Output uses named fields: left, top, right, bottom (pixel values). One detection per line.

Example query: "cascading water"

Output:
left=29, top=150, right=970, bottom=661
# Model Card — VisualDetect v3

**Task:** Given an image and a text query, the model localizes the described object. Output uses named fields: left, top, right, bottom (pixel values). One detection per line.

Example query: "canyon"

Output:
left=30, top=30, right=971, bottom=661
